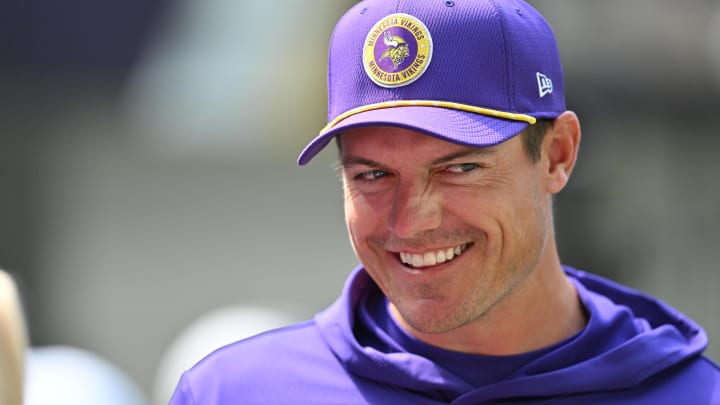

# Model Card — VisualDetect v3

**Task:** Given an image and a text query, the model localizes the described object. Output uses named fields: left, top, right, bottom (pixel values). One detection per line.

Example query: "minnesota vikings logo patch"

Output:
left=363, top=13, right=432, bottom=88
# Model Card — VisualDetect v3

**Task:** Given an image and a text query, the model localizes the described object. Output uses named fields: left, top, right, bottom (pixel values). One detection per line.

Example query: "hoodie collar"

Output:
left=314, top=266, right=708, bottom=402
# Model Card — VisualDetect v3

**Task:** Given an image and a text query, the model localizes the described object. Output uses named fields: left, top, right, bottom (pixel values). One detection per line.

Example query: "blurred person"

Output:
left=154, top=305, right=297, bottom=405
left=25, top=345, right=148, bottom=405
left=170, top=0, right=720, bottom=404
left=0, top=270, right=26, bottom=405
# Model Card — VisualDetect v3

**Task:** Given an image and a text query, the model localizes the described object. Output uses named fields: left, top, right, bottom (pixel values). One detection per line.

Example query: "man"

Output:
left=170, top=0, right=720, bottom=403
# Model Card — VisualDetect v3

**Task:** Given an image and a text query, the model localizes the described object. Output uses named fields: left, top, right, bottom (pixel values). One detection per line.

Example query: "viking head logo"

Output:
left=363, top=14, right=432, bottom=88
left=380, top=31, right=410, bottom=70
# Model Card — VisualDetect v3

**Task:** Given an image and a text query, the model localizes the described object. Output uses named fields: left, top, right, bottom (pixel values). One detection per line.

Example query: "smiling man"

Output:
left=170, top=1, right=720, bottom=403
left=337, top=123, right=585, bottom=356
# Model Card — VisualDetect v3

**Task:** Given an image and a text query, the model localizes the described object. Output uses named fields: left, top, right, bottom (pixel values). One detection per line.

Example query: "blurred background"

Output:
left=1, top=0, right=719, bottom=403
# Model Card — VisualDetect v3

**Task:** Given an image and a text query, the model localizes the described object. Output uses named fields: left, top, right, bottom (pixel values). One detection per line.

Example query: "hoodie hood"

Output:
left=314, top=265, right=709, bottom=403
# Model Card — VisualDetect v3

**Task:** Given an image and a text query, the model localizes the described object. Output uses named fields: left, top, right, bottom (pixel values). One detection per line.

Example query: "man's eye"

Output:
left=446, top=163, right=478, bottom=173
left=356, top=169, right=388, bottom=181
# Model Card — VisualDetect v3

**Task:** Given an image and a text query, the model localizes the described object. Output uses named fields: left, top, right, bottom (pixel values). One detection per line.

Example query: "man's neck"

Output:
left=389, top=259, right=588, bottom=355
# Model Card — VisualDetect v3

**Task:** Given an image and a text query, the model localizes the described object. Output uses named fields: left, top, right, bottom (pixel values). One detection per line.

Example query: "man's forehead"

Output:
left=338, top=127, right=503, bottom=166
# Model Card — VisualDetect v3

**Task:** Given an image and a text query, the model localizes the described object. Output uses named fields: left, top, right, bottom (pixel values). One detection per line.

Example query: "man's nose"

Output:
left=387, top=181, right=442, bottom=238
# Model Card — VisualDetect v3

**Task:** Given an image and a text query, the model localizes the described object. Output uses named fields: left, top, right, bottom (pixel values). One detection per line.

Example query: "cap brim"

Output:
left=297, top=106, right=530, bottom=165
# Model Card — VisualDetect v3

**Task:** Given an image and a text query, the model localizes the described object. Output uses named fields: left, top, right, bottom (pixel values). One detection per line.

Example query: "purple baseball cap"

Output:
left=298, top=0, right=566, bottom=165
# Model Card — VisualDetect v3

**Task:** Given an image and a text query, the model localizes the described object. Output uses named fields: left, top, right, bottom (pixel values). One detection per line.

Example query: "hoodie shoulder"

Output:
left=561, top=267, right=720, bottom=399
left=172, top=320, right=350, bottom=404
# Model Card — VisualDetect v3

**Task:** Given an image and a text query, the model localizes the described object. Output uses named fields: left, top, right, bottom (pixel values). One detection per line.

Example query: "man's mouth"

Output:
left=398, top=243, right=469, bottom=268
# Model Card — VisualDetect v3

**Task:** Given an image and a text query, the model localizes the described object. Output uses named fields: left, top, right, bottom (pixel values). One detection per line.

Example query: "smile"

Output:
left=399, top=244, right=469, bottom=268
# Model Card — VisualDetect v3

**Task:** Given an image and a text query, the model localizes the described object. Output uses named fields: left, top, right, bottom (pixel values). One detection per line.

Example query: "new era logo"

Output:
left=536, top=72, right=553, bottom=98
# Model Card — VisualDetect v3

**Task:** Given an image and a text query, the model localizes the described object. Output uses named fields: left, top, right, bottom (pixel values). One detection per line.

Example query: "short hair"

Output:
left=520, top=119, right=554, bottom=163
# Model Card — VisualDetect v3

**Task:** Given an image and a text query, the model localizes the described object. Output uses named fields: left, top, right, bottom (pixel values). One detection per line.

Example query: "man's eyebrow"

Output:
left=340, top=146, right=497, bottom=167
left=340, top=156, right=382, bottom=167
left=431, top=147, right=497, bottom=165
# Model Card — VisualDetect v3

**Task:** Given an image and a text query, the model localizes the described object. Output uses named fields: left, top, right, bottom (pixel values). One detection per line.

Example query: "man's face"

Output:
left=339, top=126, right=553, bottom=334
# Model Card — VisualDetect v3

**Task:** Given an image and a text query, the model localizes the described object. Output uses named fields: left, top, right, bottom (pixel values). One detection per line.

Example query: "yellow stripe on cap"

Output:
left=320, top=100, right=537, bottom=134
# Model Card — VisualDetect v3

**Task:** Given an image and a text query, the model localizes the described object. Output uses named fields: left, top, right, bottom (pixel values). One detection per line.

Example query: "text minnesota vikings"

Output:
left=366, top=16, right=427, bottom=45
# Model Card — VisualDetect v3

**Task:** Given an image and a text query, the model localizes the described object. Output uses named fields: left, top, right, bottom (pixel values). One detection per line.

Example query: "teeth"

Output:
left=399, top=244, right=467, bottom=268
left=423, top=252, right=437, bottom=266
left=446, top=247, right=455, bottom=261
left=436, top=250, right=446, bottom=263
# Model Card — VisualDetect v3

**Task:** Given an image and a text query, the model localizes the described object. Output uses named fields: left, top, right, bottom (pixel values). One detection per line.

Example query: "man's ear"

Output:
left=544, top=111, right=581, bottom=194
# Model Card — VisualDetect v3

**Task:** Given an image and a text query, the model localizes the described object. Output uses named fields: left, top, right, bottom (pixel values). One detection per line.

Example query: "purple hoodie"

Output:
left=169, top=266, right=720, bottom=404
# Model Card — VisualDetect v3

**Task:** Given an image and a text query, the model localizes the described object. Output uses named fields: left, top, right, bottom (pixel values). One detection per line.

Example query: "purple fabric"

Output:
left=298, top=0, right=566, bottom=165
left=169, top=266, right=720, bottom=404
